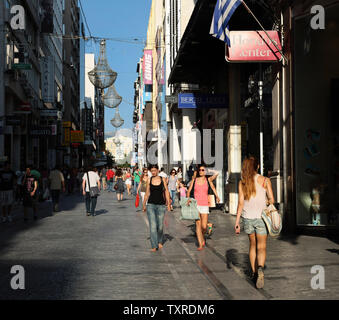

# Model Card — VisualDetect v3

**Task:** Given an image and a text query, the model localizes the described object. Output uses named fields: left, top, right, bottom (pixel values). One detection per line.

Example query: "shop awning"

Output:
left=168, top=0, right=278, bottom=85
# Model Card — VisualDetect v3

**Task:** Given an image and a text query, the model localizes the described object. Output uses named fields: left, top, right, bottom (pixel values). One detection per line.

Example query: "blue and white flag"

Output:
left=210, top=0, right=242, bottom=46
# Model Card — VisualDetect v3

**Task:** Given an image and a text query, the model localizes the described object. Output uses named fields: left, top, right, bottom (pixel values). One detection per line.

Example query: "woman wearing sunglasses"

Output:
left=187, top=165, right=220, bottom=250
left=137, top=168, right=149, bottom=209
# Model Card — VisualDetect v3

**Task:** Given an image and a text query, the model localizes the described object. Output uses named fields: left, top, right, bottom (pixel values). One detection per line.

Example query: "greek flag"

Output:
left=210, top=0, right=242, bottom=46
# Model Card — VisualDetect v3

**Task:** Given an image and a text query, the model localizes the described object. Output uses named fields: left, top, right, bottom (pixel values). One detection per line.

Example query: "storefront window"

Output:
left=294, top=5, right=339, bottom=226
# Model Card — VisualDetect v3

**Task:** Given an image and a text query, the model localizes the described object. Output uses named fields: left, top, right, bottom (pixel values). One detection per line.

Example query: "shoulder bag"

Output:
left=87, top=172, right=100, bottom=198
left=261, top=178, right=282, bottom=237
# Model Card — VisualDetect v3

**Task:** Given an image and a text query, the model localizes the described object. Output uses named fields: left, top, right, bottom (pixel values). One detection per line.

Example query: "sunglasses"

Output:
left=199, top=169, right=205, bottom=172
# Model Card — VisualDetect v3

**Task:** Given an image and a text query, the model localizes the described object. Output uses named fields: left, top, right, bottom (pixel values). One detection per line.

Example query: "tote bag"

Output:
left=180, top=197, right=199, bottom=220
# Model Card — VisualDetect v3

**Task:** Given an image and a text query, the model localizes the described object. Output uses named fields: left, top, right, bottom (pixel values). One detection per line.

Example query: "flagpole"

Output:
left=241, top=0, right=288, bottom=63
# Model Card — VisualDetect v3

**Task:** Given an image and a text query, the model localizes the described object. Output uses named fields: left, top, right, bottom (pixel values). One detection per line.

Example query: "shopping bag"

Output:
left=135, top=194, right=140, bottom=208
left=179, top=197, right=199, bottom=220
left=43, top=188, right=50, bottom=200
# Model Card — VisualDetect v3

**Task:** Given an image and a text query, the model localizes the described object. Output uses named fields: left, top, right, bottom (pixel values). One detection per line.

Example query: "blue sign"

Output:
left=178, top=93, right=228, bottom=109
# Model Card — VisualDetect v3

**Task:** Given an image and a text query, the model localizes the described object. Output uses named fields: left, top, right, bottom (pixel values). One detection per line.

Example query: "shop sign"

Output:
left=71, top=130, right=84, bottom=143
left=178, top=93, right=229, bottom=109
left=165, top=95, right=178, bottom=104
left=64, top=128, right=70, bottom=145
left=40, top=109, right=60, bottom=118
left=63, top=121, right=72, bottom=128
left=31, top=126, right=52, bottom=136
left=143, top=50, right=153, bottom=85
left=40, top=56, right=55, bottom=103
left=12, top=63, right=32, bottom=70
left=6, top=116, right=22, bottom=126
left=226, top=31, right=282, bottom=62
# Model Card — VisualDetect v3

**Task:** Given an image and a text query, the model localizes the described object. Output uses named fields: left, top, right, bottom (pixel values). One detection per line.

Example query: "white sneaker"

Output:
left=8, top=216, right=13, bottom=223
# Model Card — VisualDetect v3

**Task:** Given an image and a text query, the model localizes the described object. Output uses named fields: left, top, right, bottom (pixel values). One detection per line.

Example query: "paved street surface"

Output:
left=0, top=191, right=338, bottom=300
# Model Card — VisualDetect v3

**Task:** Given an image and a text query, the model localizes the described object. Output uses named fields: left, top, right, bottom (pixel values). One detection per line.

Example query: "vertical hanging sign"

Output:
left=41, top=56, right=55, bottom=103
left=143, top=50, right=153, bottom=85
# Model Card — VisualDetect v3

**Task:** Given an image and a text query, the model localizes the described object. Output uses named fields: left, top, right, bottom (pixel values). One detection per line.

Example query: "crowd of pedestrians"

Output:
left=0, top=157, right=274, bottom=289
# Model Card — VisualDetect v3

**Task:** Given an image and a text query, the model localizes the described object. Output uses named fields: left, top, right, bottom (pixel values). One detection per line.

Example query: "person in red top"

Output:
left=106, top=168, right=114, bottom=192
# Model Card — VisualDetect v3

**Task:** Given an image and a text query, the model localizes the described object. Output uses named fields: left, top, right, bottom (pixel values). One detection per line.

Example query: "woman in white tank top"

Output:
left=234, top=157, right=275, bottom=289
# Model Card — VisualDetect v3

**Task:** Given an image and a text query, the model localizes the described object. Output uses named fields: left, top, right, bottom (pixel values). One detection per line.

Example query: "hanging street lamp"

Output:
left=88, top=40, right=117, bottom=89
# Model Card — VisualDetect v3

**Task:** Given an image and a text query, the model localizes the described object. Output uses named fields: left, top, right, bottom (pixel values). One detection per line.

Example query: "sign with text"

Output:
left=226, top=31, right=282, bottom=62
left=143, top=50, right=153, bottom=85
left=178, top=94, right=229, bottom=109
left=40, top=56, right=55, bottom=103
left=71, top=130, right=84, bottom=143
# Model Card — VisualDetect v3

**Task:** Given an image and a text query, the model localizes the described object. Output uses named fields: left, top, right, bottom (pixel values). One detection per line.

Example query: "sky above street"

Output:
left=81, top=0, right=152, bottom=133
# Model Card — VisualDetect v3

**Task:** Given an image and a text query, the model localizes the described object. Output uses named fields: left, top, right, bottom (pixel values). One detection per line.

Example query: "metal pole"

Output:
left=258, top=63, right=264, bottom=176
left=0, top=2, right=5, bottom=158
left=241, top=0, right=288, bottom=64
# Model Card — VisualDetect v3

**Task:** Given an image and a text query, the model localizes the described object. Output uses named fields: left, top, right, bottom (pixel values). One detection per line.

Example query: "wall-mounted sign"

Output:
left=64, top=128, right=70, bottom=145
left=143, top=50, right=153, bottom=85
left=40, top=56, right=55, bottom=103
left=178, top=94, right=229, bottom=109
left=71, top=130, right=84, bottom=143
left=31, top=126, right=52, bottom=136
left=226, top=31, right=282, bottom=62
left=40, top=109, right=60, bottom=118
left=165, top=95, right=178, bottom=104
left=63, top=121, right=72, bottom=128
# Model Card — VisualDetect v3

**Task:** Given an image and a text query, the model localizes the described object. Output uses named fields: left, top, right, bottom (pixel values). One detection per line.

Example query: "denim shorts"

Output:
left=242, top=218, right=268, bottom=235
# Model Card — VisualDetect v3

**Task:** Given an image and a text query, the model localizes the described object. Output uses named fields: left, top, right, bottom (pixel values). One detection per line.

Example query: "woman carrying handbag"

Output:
left=186, top=165, right=220, bottom=251
left=234, top=156, right=275, bottom=289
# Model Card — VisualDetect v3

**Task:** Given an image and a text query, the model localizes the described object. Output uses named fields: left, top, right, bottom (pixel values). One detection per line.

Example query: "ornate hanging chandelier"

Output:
left=103, top=84, right=122, bottom=108
left=88, top=40, right=117, bottom=89
left=110, top=107, right=124, bottom=128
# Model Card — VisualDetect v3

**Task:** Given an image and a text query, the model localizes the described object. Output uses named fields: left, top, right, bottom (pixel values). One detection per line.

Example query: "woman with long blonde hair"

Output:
left=235, top=156, right=274, bottom=289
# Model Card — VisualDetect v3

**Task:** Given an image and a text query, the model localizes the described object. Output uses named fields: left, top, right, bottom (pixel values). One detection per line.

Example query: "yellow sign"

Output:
left=71, top=130, right=84, bottom=143
left=64, top=128, right=70, bottom=145
left=63, top=121, right=72, bottom=128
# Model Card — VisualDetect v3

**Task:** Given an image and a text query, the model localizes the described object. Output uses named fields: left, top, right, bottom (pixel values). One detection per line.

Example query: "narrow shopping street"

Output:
left=0, top=191, right=338, bottom=300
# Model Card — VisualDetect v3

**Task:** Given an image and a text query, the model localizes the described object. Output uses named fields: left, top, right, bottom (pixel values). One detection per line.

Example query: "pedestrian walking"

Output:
left=48, top=166, right=65, bottom=212
left=234, top=156, right=275, bottom=289
left=0, top=162, right=16, bottom=223
left=177, top=180, right=187, bottom=202
left=106, top=167, right=114, bottom=192
left=168, top=169, right=178, bottom=211
left=137, top=168, right=149, bottom=210
left=177, top=167, right=183, bottom=180
left=82, top=166, right=101, bottom=217
left=143, top=165, right=171, bottom=252
left=101, top=166, right=108, bottom=190
left=22, top=167, right=39, bottom=222
left=187, top=165, right=220, bottom=250
left=114, top=168, right=125, bottom=201
left=159, top=167, right=168, bottom=179
left=125, top=168, right=132, bottom=195
left=133, top=166, right=142, bottom=195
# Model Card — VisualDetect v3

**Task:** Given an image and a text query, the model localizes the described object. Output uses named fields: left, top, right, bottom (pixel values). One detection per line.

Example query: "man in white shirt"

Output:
left=49, top=166, right=65, bottom=212
left=82, top=166, right=101, bottom=217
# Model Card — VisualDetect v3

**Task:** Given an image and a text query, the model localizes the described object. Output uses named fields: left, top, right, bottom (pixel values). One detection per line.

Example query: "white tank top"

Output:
left=242, top=174, right=267, bottom=219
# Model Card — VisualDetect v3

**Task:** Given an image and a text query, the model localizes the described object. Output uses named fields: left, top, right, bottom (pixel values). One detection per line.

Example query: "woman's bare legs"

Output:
left=196, top=213, right=208, bottom=249
left=248, top=234, right=257, bottom=273
left=256, top=234, right=267, bottom=269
